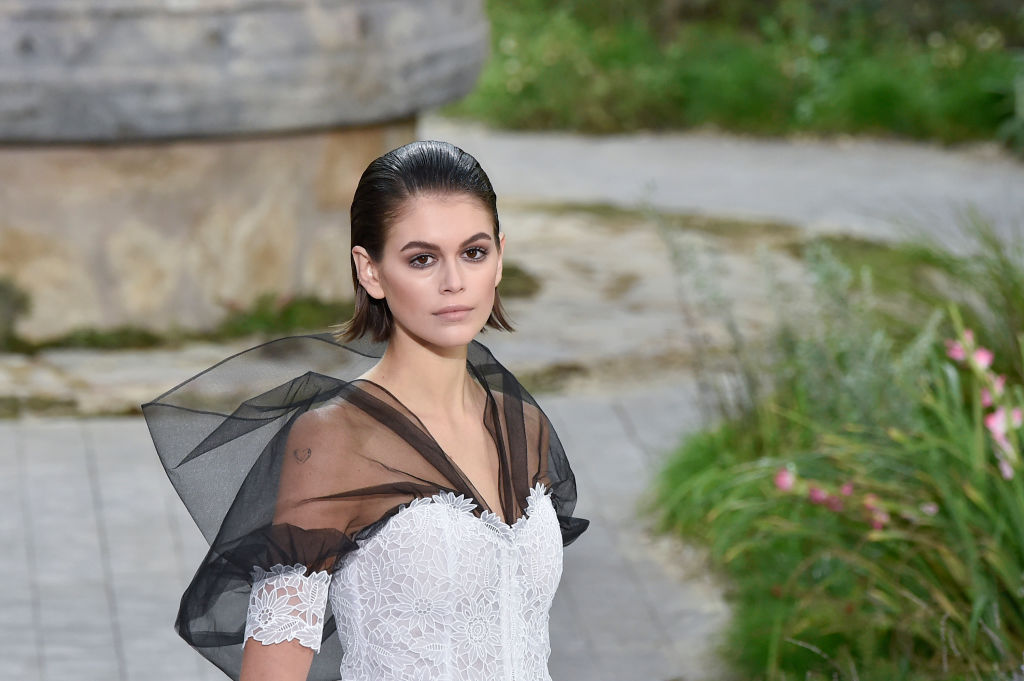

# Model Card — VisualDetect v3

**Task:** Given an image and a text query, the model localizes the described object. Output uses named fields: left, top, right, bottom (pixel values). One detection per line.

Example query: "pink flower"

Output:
left=973, top=347, right=994, bottom=369
left=985, top=407, right=1008, bottom=437
left=870, top=509, right=890, bottom=530
left=863, top=493, right=880, bottom=511
left=994, top=432, right=1015, bottom=457
left=840, top=482, right=854, bottom=496
left=826, top=495, right=844, bottom=512
left=982, top=375, right=1008, bottom=406
left=808, top=486, right=828, bottom=505
left=1012, top=407, right=1023, bottom=429
left=945, top=339, right=966, bottom=361
left=774, top=468, right=795, bottom=492
left=998, top=459, right=1014, bottom=480
left=919, top=502, right=939, bottom=516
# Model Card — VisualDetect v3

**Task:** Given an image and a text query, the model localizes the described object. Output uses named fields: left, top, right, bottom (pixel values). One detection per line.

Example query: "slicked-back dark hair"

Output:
left=333, top=140, right=514, bottom=343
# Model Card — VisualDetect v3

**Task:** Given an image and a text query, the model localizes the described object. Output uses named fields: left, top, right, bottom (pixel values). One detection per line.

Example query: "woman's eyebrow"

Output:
left=399, top=232, right=493, bottom=252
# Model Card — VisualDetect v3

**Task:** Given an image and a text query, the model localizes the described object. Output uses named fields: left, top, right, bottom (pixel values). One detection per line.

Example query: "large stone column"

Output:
left=0, top=0, right=488, bottom=340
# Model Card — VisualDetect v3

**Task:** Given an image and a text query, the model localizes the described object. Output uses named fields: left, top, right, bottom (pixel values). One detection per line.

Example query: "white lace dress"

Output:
left=244, top=482, right=564, bottom=681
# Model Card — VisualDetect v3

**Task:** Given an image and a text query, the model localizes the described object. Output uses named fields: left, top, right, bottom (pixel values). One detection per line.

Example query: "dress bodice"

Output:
left=245, top=482, right=564, bottom=681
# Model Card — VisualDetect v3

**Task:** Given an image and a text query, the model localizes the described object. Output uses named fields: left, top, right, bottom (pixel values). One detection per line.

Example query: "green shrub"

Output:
left=447, top=0, right=1023, bottom=148
left=652, top=232, right=1024, bottom=678
left=514, top=0, right=1024, bottom=48
left=745, top=313, right=1024, bottom=678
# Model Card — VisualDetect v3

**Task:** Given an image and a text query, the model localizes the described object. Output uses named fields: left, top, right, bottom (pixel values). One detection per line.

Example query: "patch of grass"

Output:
left=445, top=1, right=1022, bottom=149
left=802, top=215, right=1024, bottom=387
left=0, top=395, right=80, bottom=419
left=0, top=277, right=29, bottom=350
left=517, top=361, right=588, bottom=394
left=208, top=294, right=354, bottom=342
left=804, top=236, right=939, bottom=297
left=513, top=200, right=803, bottom=242
left=9, top=294, right=356, bottom=354
left=498, top=261, right=542, bottom=299
left=31, top=326, right=166, bottom=352
left=905, top=211, right=1024, bottom=382
left=793, top=235, right=957, bottom=344
left=670, top=214, right=802, bottom=244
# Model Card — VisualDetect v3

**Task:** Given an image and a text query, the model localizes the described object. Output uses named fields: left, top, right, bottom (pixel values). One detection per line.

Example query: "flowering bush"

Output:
left=943, top=326, right=1024, bottom=479
left=761, top=306, right=1024, bottom=678
left=655, top=298, right=1024, bottom=679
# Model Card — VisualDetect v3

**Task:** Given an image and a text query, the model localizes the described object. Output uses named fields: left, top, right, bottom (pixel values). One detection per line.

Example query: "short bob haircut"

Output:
left=334, top=140, right=514, bottom=343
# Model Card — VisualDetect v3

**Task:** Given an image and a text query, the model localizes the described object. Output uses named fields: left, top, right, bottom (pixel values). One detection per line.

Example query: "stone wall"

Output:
left=0, top=120, right=415, bottom=340
left=0, top=0, right=489, bottom=340
left=0, top=0, right=488, bottom=141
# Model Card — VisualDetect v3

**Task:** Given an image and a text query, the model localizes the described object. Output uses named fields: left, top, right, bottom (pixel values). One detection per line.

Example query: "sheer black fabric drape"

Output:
left=142, top=333, right=588, bottom=680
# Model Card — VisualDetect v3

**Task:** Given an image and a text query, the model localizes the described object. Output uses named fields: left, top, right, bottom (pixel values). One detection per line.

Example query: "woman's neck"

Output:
left=362, top=327, right=477, bottom=420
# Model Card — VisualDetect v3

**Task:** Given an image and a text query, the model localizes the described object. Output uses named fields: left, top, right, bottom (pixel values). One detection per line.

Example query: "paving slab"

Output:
left=545, top=383, right=733, bottom=681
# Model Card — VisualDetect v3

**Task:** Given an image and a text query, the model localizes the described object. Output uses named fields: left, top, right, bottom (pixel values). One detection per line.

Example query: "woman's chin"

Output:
left=397, top=322, right=481, bottom=352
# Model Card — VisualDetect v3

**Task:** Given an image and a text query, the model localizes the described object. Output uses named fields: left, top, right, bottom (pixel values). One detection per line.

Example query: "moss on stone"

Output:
left=498, top=261, right=542, bottom=299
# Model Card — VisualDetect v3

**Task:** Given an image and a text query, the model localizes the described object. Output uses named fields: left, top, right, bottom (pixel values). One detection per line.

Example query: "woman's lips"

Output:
left=434, top=305, right=473, bottom=322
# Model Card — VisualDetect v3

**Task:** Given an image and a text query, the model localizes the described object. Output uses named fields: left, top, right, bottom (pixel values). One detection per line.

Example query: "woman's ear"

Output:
left=352, top=246, right=385, bottom=300
left=494, top=232, right=505, bottom=288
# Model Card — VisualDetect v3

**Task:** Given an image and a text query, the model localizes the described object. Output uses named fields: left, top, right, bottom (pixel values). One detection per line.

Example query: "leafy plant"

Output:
left=652, top=238, right=1024, bottom=678
left=901, top=210, right=1024, bottom=386
left=447, top=0, right=1023, bottom=151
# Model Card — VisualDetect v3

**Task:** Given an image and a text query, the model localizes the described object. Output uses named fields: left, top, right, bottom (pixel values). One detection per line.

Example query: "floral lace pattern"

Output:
left=243, top=482, right=563, bottom=680
left=333, top=482, right=563, bottom=681
left=244, top=563, right=331, bottom=652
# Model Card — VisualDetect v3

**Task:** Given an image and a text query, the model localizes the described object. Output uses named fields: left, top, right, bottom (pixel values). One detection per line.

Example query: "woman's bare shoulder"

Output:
left=489, top=386, right=550, bottom=444
left=519, top=397, right=547, bottom=429
left=285, top=398, right=368, bottom=457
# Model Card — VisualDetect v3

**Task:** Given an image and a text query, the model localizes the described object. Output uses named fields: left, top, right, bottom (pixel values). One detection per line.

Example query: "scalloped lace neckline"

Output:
left=405, top=481, right=550, bottom=535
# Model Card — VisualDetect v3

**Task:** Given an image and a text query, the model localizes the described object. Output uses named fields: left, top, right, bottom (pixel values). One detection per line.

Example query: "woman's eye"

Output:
left=464, top=247, right=488, bottom=261
left=410, top=254, right=435, bottom=268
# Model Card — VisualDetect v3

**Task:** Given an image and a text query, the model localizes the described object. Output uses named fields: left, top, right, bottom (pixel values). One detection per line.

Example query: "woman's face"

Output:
left=353, top=194, right=504, bottom=350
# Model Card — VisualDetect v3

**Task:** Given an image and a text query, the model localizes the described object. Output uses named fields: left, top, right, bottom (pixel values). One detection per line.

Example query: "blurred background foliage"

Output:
left=650, top=216, right=1024, bottom=680
left=447, top=0, right=1024, bottom=150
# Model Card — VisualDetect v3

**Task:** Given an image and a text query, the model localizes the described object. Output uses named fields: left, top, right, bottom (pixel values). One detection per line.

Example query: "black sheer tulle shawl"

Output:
left=141, top=333, right=588, bottom=680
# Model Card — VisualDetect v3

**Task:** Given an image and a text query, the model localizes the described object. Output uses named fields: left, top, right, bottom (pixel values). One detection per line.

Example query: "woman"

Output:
left=143, top=140, right=589, bottom=681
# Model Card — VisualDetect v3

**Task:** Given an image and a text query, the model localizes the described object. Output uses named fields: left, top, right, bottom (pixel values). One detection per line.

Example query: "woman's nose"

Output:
left=440, top=259, right=465, bottom=293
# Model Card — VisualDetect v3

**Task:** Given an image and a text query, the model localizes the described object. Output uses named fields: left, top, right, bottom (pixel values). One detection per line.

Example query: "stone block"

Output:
left=0, top=118, right=415, bottom=340
left=0, top=0, right=488, bottom=141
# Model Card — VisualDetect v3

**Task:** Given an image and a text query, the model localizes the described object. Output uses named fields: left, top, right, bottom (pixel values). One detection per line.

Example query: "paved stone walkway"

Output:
left=0, top=377, right=730, bottom=681
left=421, top=115, right=1024, bottom=253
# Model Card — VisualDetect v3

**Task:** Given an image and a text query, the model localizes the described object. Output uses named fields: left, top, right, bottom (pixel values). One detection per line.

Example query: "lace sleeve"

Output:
left=243, top=563, right=332, bottom=652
